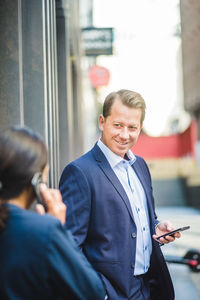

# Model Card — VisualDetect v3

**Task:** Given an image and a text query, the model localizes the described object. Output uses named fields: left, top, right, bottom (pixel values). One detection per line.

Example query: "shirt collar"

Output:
left=97, top=138, right=136, bottom=169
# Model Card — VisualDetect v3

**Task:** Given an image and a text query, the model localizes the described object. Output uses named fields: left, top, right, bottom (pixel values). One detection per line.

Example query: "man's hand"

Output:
left=35, top=183, right=66, bottom=225
left=152, top=220, right=181, bottom=244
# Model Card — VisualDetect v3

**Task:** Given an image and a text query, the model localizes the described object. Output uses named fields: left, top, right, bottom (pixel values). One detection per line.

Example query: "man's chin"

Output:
left=114, top=150, right=126, bottom=158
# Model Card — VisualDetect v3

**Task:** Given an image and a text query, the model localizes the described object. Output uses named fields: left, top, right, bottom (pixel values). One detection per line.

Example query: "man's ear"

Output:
left=98, top=114, right=105, bottom=131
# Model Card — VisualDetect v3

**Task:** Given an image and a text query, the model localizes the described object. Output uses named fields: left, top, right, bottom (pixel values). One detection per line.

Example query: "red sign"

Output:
left=89, top=65, right=110, bottom=88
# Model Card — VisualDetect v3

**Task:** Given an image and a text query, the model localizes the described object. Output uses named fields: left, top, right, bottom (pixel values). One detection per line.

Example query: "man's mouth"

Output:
left=115, top=140, right=128, bottom=146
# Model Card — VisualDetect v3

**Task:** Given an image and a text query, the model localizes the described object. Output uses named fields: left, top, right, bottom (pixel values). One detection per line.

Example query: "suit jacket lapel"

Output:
left=92, top=144, right=135, bottom=222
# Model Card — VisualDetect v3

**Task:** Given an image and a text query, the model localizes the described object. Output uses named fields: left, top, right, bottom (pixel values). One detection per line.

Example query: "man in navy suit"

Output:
left=59, top=89, right=180, bottom=300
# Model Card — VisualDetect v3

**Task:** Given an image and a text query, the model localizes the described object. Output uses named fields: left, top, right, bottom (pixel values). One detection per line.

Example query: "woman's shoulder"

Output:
left=8, top=204, right=61, bottom=233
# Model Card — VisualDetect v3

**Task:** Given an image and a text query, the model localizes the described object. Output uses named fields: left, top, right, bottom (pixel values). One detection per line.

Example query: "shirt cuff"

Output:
left=155, top=220, right=161, bottom=231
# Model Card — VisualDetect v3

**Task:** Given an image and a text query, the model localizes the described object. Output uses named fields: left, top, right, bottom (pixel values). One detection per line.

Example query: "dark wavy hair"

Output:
left=0, top=126, right=48, bottom=232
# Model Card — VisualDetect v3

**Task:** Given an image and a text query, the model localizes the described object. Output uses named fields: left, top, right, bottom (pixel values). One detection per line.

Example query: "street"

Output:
left=157, top=206, right=200, bottom=299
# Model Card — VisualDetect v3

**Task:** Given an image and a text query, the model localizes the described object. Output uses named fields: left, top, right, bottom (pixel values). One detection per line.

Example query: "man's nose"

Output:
left=119, top=127, right=129, bottom=139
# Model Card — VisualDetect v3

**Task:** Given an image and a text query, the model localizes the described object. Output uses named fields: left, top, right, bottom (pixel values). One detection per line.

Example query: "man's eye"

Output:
left=114, top=124, right=121, bottom=127
left=129, top=126, right=137, bottom=130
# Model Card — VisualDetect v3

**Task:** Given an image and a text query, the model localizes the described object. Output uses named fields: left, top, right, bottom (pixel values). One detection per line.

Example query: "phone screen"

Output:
left=156, top=226, right=190, bottom=240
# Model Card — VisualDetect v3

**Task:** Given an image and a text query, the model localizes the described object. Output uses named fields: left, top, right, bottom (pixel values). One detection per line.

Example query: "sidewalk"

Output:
left=156, top=206, right=200, bottom=300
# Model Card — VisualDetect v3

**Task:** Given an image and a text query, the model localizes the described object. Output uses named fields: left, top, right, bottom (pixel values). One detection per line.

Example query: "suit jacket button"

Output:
left=131, top=232, right=136, bottom=238
left=131, top=263, right=135, bottom=268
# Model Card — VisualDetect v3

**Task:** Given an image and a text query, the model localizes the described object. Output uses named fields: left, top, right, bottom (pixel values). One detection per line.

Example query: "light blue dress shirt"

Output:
left=97, top=139, right=152, bottom=275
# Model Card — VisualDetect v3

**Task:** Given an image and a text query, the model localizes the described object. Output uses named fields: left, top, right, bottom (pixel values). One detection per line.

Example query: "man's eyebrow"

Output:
left=112, top=120, right=139, bottom=126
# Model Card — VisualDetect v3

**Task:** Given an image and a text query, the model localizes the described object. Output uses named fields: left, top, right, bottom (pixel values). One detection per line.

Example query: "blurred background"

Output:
left=0, top=0, right=200, bottom=297
left=1, top=0, right=200, bottom=206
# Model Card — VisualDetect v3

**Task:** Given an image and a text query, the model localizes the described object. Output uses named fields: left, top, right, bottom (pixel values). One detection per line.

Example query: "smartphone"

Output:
left=31, top=172, right=47, bottom=212
left=156, top=226, right=190, bottom=240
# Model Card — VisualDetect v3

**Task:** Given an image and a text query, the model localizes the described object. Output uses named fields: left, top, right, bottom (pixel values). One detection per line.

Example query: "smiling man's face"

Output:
left=99, top=99, right=142, bottom=158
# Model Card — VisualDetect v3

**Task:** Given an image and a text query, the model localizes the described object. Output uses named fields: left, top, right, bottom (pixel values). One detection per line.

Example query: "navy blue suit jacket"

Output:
left=59, top=144, right=174, bottom=300
left=0, top=204, right=106, bottom=300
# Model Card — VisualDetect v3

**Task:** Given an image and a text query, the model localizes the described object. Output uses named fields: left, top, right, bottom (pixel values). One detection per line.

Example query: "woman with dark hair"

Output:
left=0, top=126, right=106, bottom=300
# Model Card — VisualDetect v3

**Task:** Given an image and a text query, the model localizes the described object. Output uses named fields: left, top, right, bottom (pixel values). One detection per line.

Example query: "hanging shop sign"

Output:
left=82, top=27, right=113, bottom=56
left=89, top=65, right=110, bottom=88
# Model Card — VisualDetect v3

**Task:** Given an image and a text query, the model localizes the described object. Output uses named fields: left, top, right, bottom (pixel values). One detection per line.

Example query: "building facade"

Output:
left=0, top=0, right=84, bottom=187
left=180, top=0, right=200, bottom=140
left=180, top=0, right=200, bottom=207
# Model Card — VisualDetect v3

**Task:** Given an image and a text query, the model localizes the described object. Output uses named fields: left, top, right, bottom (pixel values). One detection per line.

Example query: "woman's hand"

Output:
left=35, top=184, right=66, bottom=225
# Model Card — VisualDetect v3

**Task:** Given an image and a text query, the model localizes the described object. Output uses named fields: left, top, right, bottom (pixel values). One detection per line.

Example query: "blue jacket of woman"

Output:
left=0, top=204, right=106, bottom=300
